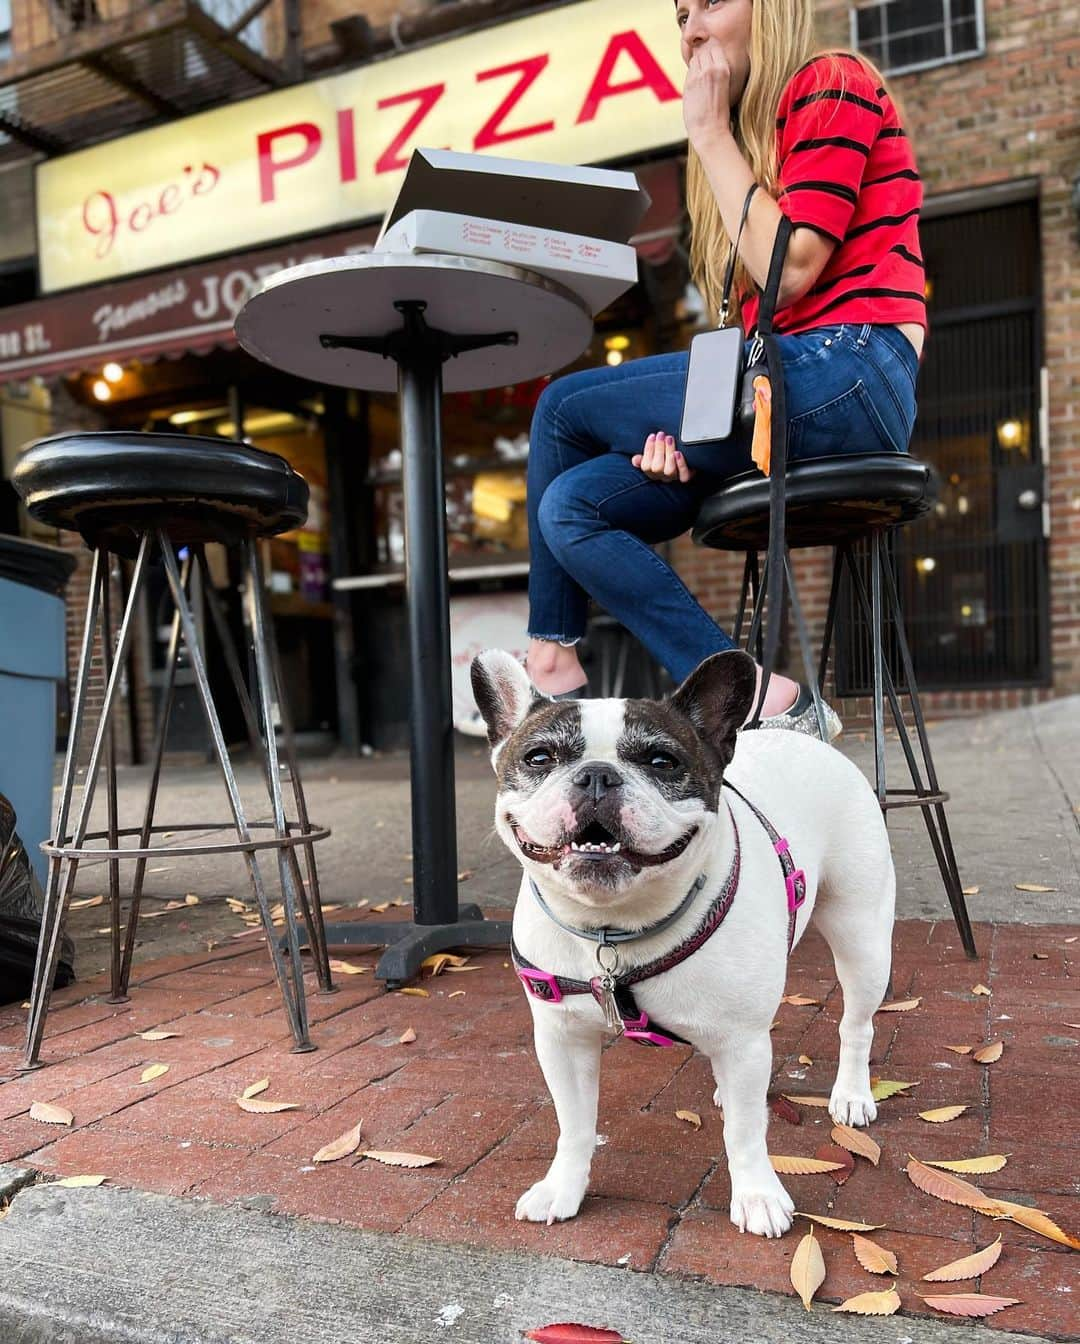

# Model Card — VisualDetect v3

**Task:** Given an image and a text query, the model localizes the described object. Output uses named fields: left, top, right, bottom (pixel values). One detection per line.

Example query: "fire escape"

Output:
left=0, top=0, right=302, bottom=162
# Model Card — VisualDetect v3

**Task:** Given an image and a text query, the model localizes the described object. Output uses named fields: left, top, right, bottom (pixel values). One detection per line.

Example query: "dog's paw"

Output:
left=729, top=1179, right=795, bottom=1238
left=515, top=1178, right=586, bottom=1225
left=829, top=1086, right=877, bottom=1127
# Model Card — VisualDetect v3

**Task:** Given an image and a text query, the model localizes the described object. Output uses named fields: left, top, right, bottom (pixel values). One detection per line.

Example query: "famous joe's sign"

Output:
left=36, top=0, right=686, bottom=294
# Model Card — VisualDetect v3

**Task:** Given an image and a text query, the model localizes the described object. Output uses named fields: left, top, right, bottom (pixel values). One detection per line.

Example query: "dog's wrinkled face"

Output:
left=471, top=650, right=757, bottom=908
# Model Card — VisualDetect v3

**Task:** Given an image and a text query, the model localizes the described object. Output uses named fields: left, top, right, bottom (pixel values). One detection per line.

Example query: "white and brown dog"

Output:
left=471, top=648, right=895, bottom=1238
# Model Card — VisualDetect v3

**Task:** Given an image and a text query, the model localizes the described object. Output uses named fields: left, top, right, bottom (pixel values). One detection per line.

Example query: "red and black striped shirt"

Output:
left=741, top=52, right=926, bottom=337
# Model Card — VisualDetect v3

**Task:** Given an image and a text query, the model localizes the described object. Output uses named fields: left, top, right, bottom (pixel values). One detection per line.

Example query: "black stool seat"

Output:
left=14, top=431, right=309, bottom=554
left=693, top=452, right=937, bottom=551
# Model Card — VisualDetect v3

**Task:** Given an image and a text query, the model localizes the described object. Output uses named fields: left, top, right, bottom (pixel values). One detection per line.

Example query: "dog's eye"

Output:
left=523, top=747, right=554, bottom=768
left=649, top=751, right=680, bottom=772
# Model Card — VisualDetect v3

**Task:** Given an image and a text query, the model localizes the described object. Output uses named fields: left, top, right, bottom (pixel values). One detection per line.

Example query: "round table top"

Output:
left=235, top=252, right=595, bottom=394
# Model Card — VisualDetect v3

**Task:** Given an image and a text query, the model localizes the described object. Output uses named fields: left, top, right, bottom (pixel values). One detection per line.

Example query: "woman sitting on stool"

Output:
left=524, top=0, right=926, bottom=738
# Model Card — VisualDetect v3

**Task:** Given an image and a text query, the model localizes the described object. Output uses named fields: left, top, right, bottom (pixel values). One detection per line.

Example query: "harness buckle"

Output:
left=786, top=868, right=807, bottom=913
left=621, top=1007, right=679, bottom=1048
left=517, top=967, right=563, bottom=1004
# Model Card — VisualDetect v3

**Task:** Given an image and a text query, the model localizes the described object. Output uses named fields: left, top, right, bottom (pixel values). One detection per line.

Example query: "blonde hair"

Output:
left=686, top=3, right=888, bottom=326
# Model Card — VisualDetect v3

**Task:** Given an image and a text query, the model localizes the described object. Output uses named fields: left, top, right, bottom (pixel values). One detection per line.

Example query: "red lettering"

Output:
left=575, top=30, right=679, bottom=124
left=375, top=84, right=445, bottom=174
left=129, top=202, right=153, bottom=232
left=82, top=190, right=120, bottom=259
left=257, top=123, right=322, bottom=203
left=192, top=162, right=220, bottom=196
left=337, top=108, right=358, bottom=184
left=158, top=184, right=182, bottom=215
left=473, top=55, right=554, bottom=150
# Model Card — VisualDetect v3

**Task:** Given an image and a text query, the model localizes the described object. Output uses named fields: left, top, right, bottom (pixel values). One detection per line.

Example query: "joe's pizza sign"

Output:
left=37, top=0, right=686, bottom=294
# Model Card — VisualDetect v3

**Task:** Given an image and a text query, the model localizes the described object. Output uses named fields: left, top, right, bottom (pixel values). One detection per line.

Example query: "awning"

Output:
left=630, top=158, right=684, bottom=267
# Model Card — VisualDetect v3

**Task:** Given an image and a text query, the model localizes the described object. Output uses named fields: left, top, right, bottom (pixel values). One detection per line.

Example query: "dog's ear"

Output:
left=470, top=650, right=538, bottom=752
left=668, top=650, right=757, bottom=769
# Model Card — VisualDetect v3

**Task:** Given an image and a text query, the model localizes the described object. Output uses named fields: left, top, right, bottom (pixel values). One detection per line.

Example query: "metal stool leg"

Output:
left=101, top=565, right=125, bottom=1004
left=158, top=533, right=314, bottom=1051
left=783, top=549, right=829, bottom=741
left=745, top=552, right=770, bottom=662
left=732, top=552, right=756, bottom=648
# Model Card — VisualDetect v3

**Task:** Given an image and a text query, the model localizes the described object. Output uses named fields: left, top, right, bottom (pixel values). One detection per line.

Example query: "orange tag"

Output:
left=751, top=375, right=772, bottom=476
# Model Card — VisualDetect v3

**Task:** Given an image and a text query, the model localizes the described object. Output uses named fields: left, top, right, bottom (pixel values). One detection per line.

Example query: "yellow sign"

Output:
left=36, top=0, right=687, bottom=293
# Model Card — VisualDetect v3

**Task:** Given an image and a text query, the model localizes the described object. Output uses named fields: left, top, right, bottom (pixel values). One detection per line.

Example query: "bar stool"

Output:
left=13, top=430, right=336, bottom=1067
left=692, top=451, right=977, bottom=958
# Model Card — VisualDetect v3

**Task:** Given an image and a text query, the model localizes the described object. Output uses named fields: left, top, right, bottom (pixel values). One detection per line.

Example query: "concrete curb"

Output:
left=0, top=1180, right=1057, bottom=1344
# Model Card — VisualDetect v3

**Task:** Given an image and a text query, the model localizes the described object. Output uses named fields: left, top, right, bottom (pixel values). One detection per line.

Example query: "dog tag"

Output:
left=593, top=943, right=624, bottom=1034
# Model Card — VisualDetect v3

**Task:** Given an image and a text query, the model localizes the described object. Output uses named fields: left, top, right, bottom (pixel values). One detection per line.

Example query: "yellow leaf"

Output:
left=399, top=1027, right=417, bottom=1044
left=971, top=983, right=992, bottom=996
left=675, top=1110, right=701, bottom=1129
left=796, top=1213, right=885, bottom=1232
left=985, top=1200, right=1080, bottom=1250
left=444, top=965, right=481, bottom=973
left=798, top=1055, right=813, bottom=1066
left=29, top=1102, right=73, bottom=1126
left=421, top=952, right=470, bottom=977
left=55, top=1174, right=107, bottom=1188
left=782, top=1094, right=831, bottom=1107
left=184, top=894, right=200, bottom=906
left=852, top=1233, right=898, bottom=1275
left=448, top=990, right=466, bottom=999
left=790, top=1228, right=826, bottom=1310
left=921, top=1294, right=1021, bottom=1318
left=242, top=1078, right=270, bottom=1100
left=973, top=1041, right=1003, bottom=1064
left=961, top=885, right=980, bottom=895
left=360, top=1150, right=439, bottom=1168
left=871, top=1078, right=918, bottom=1100
left=919, top=1105, right=968, bottom=1123
left=312, top=1122, right=363, bottom=1164
left=371, top=902, right=390, bottom=913
left=136, top=1030, right=180, bottom=1041
left=781, top=994, right=820, bottom=1006
left=770, top=1155, right=845, bottom=1175
left=236, top=1097, right=300, bottom=1113
left=140, top=1064, right=169, bottom=1083
left=328, top=959, right=367, bottom=975
left=831, top=1124, right=881, bottom=1166
left=877, top=997, right=922, bottom=1012
left=832, top=1289, right=901, bottom=1316
left=924, top=1155, right=1009, bottom=1175
left=923, top=1236, right=1003, bottom=1282
left=1014, top=882, right=1055, bottom=893
left=943, top=1045, right=973, bottom=1055
left=398, top=987, right=429, bottom=998
left=226, top=898, right=248, bottom=913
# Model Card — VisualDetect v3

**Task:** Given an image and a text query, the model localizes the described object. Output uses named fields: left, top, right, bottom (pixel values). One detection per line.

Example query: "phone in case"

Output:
left=679, top=325, right=744, bottom=444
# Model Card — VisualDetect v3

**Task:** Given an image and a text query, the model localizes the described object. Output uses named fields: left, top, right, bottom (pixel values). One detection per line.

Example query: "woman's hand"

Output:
left=683, top=44, right=734, bottom=148
left=632, top=433, right=695, bottom=483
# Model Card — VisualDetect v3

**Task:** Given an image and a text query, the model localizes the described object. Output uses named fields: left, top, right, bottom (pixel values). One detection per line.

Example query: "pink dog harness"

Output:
left=512, top=783, right=806, bottom=1047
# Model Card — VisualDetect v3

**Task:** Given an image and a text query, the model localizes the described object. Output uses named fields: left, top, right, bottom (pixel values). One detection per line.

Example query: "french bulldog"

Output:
left=470, top=647, right=895, bottom=1238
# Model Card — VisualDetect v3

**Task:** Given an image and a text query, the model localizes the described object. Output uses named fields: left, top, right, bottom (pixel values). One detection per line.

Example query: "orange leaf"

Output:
left=877, top=997, right=922, bottom=1012
left=831, top=1123, right=881, bottom=1166
left=397, top=987, right=429, bottom=998
left=328, top=959, right=367, bottom=976
left=790, top=1228, right=825, bottom=1310
left=782, top=1094, right=831, bottom=1108
left=796, top=1213, right=884, bottom=1232
left=852, top=1233, right=898, bottom=1275
left=770, top=1155, right=845, bottom=1175
left=906, top=1156, right=996, bottom=1210
left=140, top=1064, right=169, bottom=1083
left=70, top=895, right=104, bottom=910
left=1014, top=882, right=1054, bottom=892
left=398, top=1027, right=417, bottom=1044
left=421, top=952, right=470, bottom=976
left=360, top=1150, right=439, bottom=1168
left=29, top=1102, right=73, bottom=1126
left=971, top=983, right=991, bottom=996
left=832, top=1288, right=900, bottom=1315
left=136, top=1030, right=180, bottom=1041
left=448, top=990, right=466, bottom=999
left=312, top=1123, right=363, bottom=1164
left=241, top=1078, right=270, bottom=1100
left=797, top=1055, right=813, bottom=1066
left=522, top=1326, right=626, bottom=1343
left=371, top=902, right=390, bottom=912
left=986, top=1201, right=1080, bottom=1250
left=961, top=885, right=980, bottom=895
left=923, top=1235, right=1002, bottom=1282
left=236, top=1097, right=300, bottom=1113
left=919, top=1105, right=968, bottom=1123
left=781, top=994, right=820, bottom=1006
left=973, top=1041, right=1003, bottom=1064
left=921, top=1294, right=1020, bottom=1317
left=675, top=1110, right=701, bottom=1129
left=924, top=1155, right=1009, bottom=1175
left=943, top=1044, right=972, bottom=1055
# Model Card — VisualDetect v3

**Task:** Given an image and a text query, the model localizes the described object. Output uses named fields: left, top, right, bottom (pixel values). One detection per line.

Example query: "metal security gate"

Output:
left=837, top=195, right=1048, bottom=693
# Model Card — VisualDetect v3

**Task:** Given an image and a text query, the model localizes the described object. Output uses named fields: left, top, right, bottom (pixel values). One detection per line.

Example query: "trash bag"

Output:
left=0, top=792, right=75, bottom=1005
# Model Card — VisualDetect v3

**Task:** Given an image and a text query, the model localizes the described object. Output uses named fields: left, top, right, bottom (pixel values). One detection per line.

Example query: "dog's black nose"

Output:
left=571, top=761, right=624, bottom=802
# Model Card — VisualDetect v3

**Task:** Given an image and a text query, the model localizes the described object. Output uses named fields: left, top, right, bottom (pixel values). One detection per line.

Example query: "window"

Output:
left=0, top=0, right=11, bottom=63
left=851, top=0, right=984, bottom=76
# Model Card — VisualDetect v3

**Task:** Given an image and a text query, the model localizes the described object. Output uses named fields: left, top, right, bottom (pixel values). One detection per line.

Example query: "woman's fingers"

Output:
left=636, top=433, right=690, bottom=481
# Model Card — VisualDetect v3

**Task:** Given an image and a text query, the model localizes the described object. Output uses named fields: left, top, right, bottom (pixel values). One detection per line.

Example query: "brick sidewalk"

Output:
left=1, top=916, right=1076, bottom=1338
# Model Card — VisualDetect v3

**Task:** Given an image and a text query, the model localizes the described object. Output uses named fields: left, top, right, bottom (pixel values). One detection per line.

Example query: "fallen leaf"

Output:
left=1032, top=953, right=1048, bottom=960
left=444, top=965, right=481, bottom=973
left=815, top=1143, right=855, bottom=1185
left=399, top=1027, right=417, bottom=1044
left=163, top=900, right=184, bottom=911
left=797, top=1054, right=813, bottom=1066
left=184, top=894, right=199, bottom=906
left=328, top=959, right=368, bottom=976
left=69, top=895, right=104, bottom=910
left=770, top=1155, right=845, bottom=1175
left=236, top=1097, right=300, bottom=1113
left=371, top=902, right=390, bottom=913
left=55, top=1174, right=107, bottom=1188
left=398, top=987, right=429, bottom=998
left=923, top=1235, right=1003, bottom=1282
left=943, top=1045, right=973, bottom=1055
left=906, top=1156, right=993, bottom=1210
left=523, top=1326, right=626, bottom=1343
left=851, top=1233, right=897, bottom=1275
left=1014, top=882, right=1055, bottom=893
left=226, top=898, right=248, bottom=913
left=136, top=1030, right=180, bottom=1041
left=141, top=911, right=169, bottom=919
left=148, top=866, right=173, bottom=874
left=921, top=1294, right=1020, bottom=1318
left=360, top=1150, right=438, bottom=1168
left=312, top=1123, right=363, bottom=1164
left=973, top=1041, right=1003, bottom=1064
left=140, top=1064, right=169, bottom=1083
left=769, top=1096, right=802, bottom=1126
left=919, top=1105, right=969, bottom=1123
left=242, top=1078, right=270, bottom=1100
left=924, top=1155, right=1009, bottom=1175
left=781, top=994, right=820, bottom=1006
left=962, top=885, right=980, bottom=895
left=675, top=1110, right=701, bottom=1129
left=796, top=1213, right=884, bottom=1232
left=448, top=990, right=466, bottom=999
left=790, top=1228, right=826, bottom=1310
left=832, top=1288, right=901, bottom=1316
left=877, top=997, right=922, bottom=1012
left=457, top=869, right=474, bottom=882
left=782, top=1094, right=831, bottom=1108
left=972, top=983, right=992, bottom=996
left=831, top=1124, right=881, bottom=1166
left=421, top=952, right=471, bottom=977
left=29, top=1102, right=73, bottom=1126
left=985, top=1200, right=1080, bottom=1250
left=871, top=1078, right=918, bottom=1101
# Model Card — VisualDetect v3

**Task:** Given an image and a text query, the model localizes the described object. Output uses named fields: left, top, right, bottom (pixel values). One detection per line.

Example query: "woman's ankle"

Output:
left=745, top=668, right=801, bottom=722
left=526, top=638, right=587, bottom=695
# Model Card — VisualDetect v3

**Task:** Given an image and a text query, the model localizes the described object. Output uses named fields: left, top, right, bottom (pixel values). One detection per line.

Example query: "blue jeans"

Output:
left=527, top=322, right=919, bottom=684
